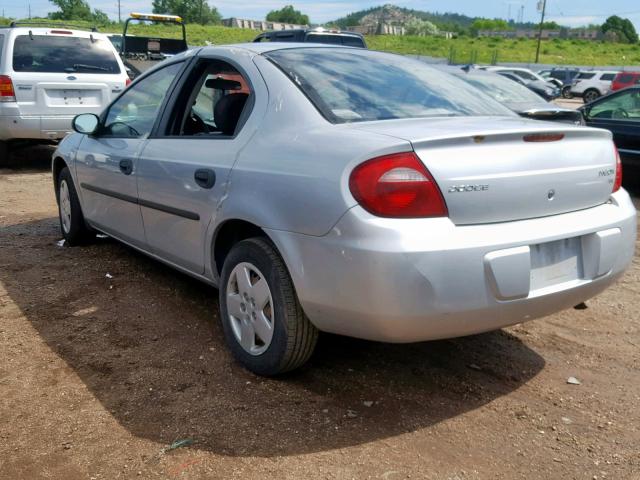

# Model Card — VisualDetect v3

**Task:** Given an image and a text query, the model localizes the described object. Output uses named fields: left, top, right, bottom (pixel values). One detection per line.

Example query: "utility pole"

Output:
left=535, top=0, right=547, bottom=63
left=28, top=3, right=31, bottom=19
left=117, top=0, right=121, bottom=23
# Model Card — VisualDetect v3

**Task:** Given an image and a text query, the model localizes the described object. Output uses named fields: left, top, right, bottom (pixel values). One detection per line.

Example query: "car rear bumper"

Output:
left=0, top=105, right=75, bottom=141
left=268, top=190, right=636, bottom=343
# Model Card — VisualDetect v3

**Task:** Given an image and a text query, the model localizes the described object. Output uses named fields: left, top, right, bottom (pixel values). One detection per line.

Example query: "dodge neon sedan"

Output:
left=52, top=44, right=637, bottom=375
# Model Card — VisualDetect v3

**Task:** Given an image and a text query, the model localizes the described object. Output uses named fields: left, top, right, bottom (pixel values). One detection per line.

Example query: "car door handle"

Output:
left=119, top=159, right=133, bottom=175
left=194, top=169, right=216, bottom=189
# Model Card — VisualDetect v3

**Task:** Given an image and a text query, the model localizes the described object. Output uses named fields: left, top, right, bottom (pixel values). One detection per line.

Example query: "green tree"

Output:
left=470, top=18, right=511, bottom=35
left=152, top=0, right=222, bottom=25
left=48, top=0, right=109, bottom=23
left=601, top=15, right=638, bottom=43
left=266, top=5, right=309, bottom=25
left=49, top=0, right=90, bottom=20
left=405, top=18, right=439, bottom=36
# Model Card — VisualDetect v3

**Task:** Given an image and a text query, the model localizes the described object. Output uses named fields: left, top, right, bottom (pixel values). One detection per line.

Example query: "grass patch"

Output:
left=2, top=18, right=636, bottom=66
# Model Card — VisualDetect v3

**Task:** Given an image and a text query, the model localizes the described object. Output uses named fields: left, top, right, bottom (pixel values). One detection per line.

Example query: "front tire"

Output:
left=219, top=238, right=318, bottom=376
left=57, top=166, right=94, bottom=245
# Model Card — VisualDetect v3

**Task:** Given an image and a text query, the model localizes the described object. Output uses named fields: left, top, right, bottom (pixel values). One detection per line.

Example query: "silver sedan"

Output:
left=52, top=44, right=637, bottom=375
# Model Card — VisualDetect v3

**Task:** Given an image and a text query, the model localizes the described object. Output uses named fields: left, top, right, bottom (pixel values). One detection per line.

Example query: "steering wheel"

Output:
left=612, top=108, right=629, bottom=119
left=107, top=121, right=140, bottom=137
left=184, top=111, right=210, bottom=135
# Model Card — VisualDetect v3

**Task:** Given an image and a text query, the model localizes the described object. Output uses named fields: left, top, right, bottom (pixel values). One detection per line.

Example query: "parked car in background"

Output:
left=570, top=70, right=618, bottom=103
left=450, top=68, right=582, bottom=124
left=52, top=44, right=635, bottom=375
left=538, top=68, right=581, bottom=98
left=611, top=71, right=640, bottom=92
left=581, top=86, right=640, bottom=184
left=0, top=23, right=129, bottom=161
left=497, top=71, right=560, bottom=101
left=253, top=27, right=367, bottom=48
left=481, top=66, right=555, bottom=86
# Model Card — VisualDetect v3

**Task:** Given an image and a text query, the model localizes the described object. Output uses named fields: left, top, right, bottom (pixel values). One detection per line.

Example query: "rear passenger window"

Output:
left=12, top=35, right=120, bottom=74
left=601, top=74, right=616, bottom=81
left=578, top=73, right=596, bottom=80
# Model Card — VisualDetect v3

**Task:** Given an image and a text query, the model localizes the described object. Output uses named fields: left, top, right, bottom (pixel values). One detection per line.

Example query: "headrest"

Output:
left=205, top=77, right=242, bottom=91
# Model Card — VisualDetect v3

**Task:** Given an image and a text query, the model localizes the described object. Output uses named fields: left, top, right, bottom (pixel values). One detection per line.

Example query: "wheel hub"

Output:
left=226, top=262, right=274, bottom=355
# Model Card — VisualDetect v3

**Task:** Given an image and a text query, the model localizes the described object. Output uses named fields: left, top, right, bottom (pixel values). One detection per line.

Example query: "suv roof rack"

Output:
left=8, top=21, right=98, bottom=32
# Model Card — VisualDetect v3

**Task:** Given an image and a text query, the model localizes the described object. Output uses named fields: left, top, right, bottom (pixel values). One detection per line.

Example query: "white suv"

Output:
left=0, top=24, right=129, bottom=161
left=570, top=70, right=618, bottom=103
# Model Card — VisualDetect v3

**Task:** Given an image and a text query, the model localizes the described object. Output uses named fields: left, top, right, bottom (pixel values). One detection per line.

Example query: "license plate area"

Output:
left=45, top=89, right=101, bottom=106
left=530, top=237, right=582, bottom=291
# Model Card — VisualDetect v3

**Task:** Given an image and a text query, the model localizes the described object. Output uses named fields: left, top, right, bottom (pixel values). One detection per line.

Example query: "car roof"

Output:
left=199, top=42, right=357, bottom=55
left=0, top=26, right=108, bottom=39
left=257, top=28, right=363, bottom=37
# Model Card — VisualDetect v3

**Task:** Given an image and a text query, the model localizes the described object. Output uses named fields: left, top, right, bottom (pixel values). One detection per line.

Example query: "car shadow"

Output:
left=0, top=217, right=546, bottom=457
left=1, top=143, right=55, bottom=172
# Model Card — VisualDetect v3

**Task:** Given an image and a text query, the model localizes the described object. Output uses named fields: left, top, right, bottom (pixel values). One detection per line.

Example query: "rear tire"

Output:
left=57, top=166, right=94, bottom=246
left=561, top=86, right=573, bottom=99
left=583, top=89, right=600, bottom=103
left=219, top=238, right=318, bottom=376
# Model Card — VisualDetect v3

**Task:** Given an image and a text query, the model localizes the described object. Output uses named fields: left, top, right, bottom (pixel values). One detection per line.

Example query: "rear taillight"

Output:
left=125, top=78, right=132, bottom=87
left=613, top=145, right=623, bottom=193
left=349, top=152, right=448, bottom=218
left=0, top=75, right=16, bottom=102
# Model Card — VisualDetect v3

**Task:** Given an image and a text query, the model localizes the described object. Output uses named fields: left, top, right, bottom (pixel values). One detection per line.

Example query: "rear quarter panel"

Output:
left=217, top=55, right=411, bottom=237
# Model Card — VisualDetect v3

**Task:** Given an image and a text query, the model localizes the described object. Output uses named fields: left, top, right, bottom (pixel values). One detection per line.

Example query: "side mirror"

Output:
left=72, top=113, right=100, bottom=135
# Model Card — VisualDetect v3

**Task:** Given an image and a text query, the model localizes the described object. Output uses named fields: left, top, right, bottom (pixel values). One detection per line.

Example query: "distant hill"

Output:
left=328, top=4, right=557, bottom=33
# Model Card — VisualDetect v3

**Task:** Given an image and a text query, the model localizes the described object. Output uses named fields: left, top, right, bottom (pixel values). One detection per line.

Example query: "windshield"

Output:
left=265, top=48, right=513, bottom=123
left=459, top=72, right=546, bottom=106
left=12, top=35, right=121, bottom=74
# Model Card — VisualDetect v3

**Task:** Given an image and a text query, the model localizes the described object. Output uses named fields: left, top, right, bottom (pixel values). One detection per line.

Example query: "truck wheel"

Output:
left=562, top=86, right=573, bottom=99
left=219, top=237, right=318, bottom=376
left=57, top=166, right=94, bottom=245
left=583, top=89, right=600, bottom=103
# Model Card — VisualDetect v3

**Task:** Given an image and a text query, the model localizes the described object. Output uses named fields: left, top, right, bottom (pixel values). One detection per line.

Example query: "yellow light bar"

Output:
left=130, top=12, right=183, bottom=23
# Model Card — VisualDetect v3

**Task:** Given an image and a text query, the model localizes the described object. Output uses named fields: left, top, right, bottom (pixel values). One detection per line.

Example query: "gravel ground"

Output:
left=1, top=147, right=639, bottom=480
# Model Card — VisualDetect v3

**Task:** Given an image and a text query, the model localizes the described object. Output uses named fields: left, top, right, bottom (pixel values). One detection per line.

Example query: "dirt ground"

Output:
left=1, top=146, right=639, bottom=480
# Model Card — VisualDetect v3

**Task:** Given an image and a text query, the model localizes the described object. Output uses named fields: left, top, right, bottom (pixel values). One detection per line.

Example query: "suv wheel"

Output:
left=57, top=166, right=94, bottom=245
left=219, top=238, right=318, bottom=376
left=561, top=86, right=573, bottom=99
left=583, top=89, right=600, bottom=103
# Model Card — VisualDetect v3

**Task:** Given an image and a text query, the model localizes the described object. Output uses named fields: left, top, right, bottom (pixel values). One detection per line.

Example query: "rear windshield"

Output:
left=305, top=33, right=366, bottom=48
left=265, top=48, right=513, bottom=123
left=460, top=72, right=545, bottom=106
left=12, top=35, right=121, bottom=74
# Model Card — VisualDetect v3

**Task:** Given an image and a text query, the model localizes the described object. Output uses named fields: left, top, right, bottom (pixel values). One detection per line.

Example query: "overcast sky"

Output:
left=3, top=0, right=640, bottom=29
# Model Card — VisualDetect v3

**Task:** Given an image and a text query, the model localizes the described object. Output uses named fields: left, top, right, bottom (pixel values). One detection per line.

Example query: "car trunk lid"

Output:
left=351, top=116, right=615, bottom=225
